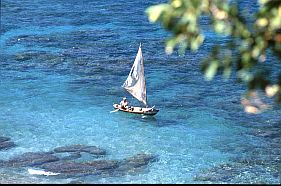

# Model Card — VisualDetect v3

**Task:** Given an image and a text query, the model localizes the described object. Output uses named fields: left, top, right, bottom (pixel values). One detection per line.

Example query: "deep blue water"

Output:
left=0, top=0, right=280, bottom=184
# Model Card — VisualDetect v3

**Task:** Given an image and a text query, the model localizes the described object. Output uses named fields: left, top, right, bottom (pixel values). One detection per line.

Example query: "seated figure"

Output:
left=120, top=97, right=129, bottom=109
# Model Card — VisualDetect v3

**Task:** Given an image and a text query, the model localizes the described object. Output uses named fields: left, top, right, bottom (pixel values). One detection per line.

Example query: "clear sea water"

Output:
left=0, top=0, right=280, bottom=184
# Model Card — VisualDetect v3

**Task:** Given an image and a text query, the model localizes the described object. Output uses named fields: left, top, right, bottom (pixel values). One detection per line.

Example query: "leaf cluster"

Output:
left=146, top=0, right=281, bottom=112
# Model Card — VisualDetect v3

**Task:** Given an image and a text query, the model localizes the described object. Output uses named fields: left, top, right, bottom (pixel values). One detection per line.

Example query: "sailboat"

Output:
left=113, top=43, right=159, bottom=116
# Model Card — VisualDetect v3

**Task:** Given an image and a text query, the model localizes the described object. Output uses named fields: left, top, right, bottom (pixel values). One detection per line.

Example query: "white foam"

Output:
left=28, top=168, right=60, bottom=176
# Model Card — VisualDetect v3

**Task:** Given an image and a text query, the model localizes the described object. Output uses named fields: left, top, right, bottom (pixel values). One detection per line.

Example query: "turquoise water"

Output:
left=0, top=0, right=280, bottom=184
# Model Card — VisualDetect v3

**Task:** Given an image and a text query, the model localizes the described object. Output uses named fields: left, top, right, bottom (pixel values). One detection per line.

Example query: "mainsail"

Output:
left=122, top=44, right=147, bottom=106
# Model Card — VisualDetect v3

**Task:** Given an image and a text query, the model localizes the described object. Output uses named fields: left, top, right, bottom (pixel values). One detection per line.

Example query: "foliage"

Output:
left=146, top=0, right=281, bottom=113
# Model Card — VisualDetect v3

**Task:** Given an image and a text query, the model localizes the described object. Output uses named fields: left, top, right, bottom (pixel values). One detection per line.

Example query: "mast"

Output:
left=122, top=43, right=147, bottom=106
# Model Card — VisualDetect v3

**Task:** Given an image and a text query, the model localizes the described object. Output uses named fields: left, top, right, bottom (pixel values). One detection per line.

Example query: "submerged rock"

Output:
left=193, top=163, right=237, bottom=182
left=3, top=152, right=59, bottom=167
left=255, top=130, right=280, bottom=138
left=83, top=160, right=119, bottom=170
left=68, top=180, right=85, bottom=184
left=39, top=159, right=119, bottom=176
left=39, top=161, right=99, bottom=175
left=14, top=52, right=34, bottom=61
left=0, top=142, right=158, bottom=180
left=0, top=137, right=10, bottom=143
left=121, top=153, right=157, bottom=168
left=0, top=136, right=16, bottom=150
left=111, top=153, right=158, bottom=176
left=57, top=152, right=82, bottom=161
left=53, top=144, right=106, bottom=156
left=38, top=153, right=157, bottom=178
left=193, top=158, right=281, bottom=183
left=0, top=141, right=16, bottom=150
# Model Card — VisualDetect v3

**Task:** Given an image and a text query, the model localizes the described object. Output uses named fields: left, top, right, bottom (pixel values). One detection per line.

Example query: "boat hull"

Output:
left=113, top=104, right=159, bottom=115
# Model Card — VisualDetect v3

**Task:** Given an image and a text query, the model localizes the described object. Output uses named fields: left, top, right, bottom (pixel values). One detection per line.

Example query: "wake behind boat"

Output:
left=112, top=43, right=159, bottom=116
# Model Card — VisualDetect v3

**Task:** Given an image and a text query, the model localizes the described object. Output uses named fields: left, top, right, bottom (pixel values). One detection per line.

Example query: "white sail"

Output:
left=122, top=44, right=147, bottom=106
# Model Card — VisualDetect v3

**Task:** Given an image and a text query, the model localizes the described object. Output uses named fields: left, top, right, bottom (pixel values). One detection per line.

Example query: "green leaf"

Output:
left=214, top=21, right=226, bottom=33
left=145, top=4, right=170, bottom=22
left=205, top=60, right=219, bottom=80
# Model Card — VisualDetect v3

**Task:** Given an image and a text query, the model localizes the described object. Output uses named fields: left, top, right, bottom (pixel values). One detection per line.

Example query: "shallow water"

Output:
left=0, top=0, right=280, bottom=184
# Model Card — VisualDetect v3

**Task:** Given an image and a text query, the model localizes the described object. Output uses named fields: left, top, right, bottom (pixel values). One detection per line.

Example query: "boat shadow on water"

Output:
left=119, top=112, right=178, bottom=127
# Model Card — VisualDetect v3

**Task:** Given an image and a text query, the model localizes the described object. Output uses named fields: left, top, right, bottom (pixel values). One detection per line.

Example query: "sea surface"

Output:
left=0, top=0, right=280, bottom=184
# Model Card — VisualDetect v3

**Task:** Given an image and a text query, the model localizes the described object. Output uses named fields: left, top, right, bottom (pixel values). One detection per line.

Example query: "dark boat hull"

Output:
left=113, top=104, right=159, bottom=115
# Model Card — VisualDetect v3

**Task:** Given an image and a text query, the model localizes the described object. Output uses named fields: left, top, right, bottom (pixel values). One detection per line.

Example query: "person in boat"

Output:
left=120, top=97, right=129, bottom=109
